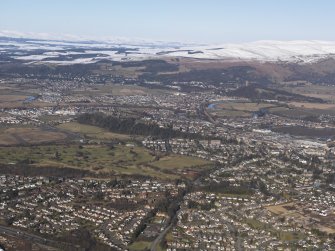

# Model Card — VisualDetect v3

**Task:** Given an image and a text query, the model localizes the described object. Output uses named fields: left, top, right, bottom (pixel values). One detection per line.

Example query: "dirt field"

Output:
left=288, top=102, right=335, bottom=110
left=266, top=202, right=296, bottom=215
left=0, top=127, right=68, bottom=146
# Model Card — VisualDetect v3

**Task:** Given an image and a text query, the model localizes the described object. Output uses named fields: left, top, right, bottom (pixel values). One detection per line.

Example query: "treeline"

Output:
left=228, top=84, right=324, bottom=103
left=77, top=113, right=202, bottom=139
left=199, top=181, right=255, bottom=195
left=188, top=200, right=215, bottom=211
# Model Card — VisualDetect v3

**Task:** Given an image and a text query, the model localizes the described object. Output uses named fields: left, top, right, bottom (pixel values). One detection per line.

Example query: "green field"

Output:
left=128, top=241, right=151, bottom=251
left=0, top=144, right=151, bottom=172
left=0, top=144, right=211, bottom=180
left=208, top=101, right=280, bottom=118
left=0, top=121, right=212, bottom=179
left=57, top=122, right=133, bottom=140
left=246, top=218, right=268, bottom=229
left=151, top=155, right=210, bottom=169
left=128, top=241, right=165, bottom=251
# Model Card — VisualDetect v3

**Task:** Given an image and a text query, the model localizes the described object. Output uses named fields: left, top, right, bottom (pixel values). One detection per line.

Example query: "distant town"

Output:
left=0, top=35, right=335, bottom=251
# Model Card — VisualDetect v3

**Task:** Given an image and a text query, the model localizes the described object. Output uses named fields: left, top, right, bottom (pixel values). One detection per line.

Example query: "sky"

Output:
left=1, top=0, right=335, bottom=43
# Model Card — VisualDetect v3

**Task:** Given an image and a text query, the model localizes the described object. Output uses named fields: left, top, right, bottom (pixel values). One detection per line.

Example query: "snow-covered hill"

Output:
left=166, top=40, right=335, bottom=63
left=1, top=31, right=335, bottom=64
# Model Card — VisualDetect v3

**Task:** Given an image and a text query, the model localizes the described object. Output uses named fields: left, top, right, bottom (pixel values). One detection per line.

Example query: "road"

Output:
left=149, top=218, right=174, bottom=251
left=220, top=219, right=243, bottom=251
left=100, top=220, right=127, bottom=250
left=150, top=160, right=246, bottom=251
left=199, top=102, right=217, bottom=124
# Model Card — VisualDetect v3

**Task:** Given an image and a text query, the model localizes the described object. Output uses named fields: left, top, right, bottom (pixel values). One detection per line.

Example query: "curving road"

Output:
left=150, top=218, right=174, bottom=251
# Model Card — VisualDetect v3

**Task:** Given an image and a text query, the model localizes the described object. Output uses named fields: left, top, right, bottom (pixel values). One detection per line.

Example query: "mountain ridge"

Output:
left=1, top=30, right=335, bottom=64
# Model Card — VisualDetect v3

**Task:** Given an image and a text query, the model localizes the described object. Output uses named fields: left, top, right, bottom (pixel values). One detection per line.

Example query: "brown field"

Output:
left=0, top=85, right=53, bottom=109
left=269, top=105, right=335, bottom=118
left=288, top=102, right=335, bottom=110
left=0, top=101, right=55, bottom=109
left=267, top=202, right=335, bottom=235
left=57, top=122, right=133, bottom=140
left=214, top=102, right=276, bottom=112
left=317, top=226, right=335, bottom=234
left=266, top=202, right=295, bottom=215
left=0, top=94, right=28, bottom=102
left=304, top=93, right=335, bottom=101
left=105, top=84, right=148, bottom=96
left=151, top=155, right=210, bottom=169
left=280, top=82, right=335, bottom=102
left=211, top=110, right=250, bottom=118
left=0, top=127, right=68, bottom=146
left=73, top=83, right=172, bottom=97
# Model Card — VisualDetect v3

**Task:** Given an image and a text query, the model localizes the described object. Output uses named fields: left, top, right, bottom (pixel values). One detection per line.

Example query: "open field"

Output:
left=151, top=155, right=210, bottom=169
left=318, top=226, right=335, bottom=234
left=207, top=97, right=335, bottom=120
left=210, top=109, right=250, bottom=118
left=0, top=127, right=68, bottom=146
left=0, top=94, right=28, bottom=102
left=207, top=101, right=280, bottom=118
left=288, top=102, right=335, bottom=110
left=0, top=144, right=152, bottom=170
left=57, top=122, right=133, bottom=140
left=245, top=218, right=266, bottom=229
left=0, top=101, right=55, bottom=109
left=73, top=83, right=173, bottom=97
left=266, top=202, right=335, bottom=235
left=214, top=102, right=277, bottom=112
left=0, top=88, right=41, bottom=108
left=268, top=105, right=335, bottom=118
left=128, top=241, right=151, bottom=251
left=280, top=82, right=335, bottom=103
left=0, top=144, right=212, bottom=179
left=266, top=202, right=295, bottom=215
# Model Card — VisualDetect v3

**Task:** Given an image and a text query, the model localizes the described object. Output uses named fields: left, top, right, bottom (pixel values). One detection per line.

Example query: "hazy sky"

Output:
left=1, top=0, right=334, bottom=43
